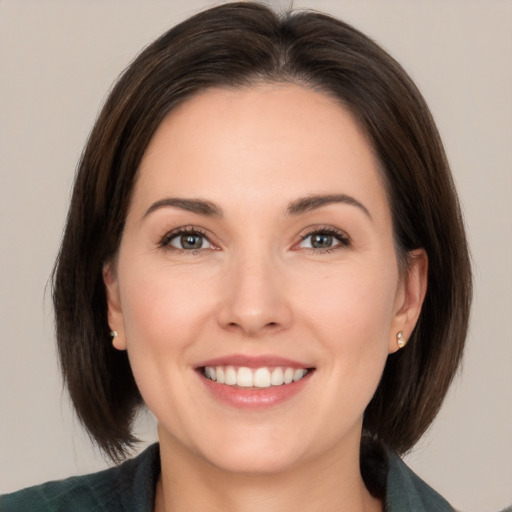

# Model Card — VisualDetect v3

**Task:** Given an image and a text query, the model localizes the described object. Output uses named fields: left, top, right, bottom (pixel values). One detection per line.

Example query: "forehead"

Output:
left=133, top=83, right=388, bottom=219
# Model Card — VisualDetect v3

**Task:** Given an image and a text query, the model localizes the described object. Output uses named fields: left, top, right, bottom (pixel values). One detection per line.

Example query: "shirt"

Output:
left=0, top=443, right=455, bottom=511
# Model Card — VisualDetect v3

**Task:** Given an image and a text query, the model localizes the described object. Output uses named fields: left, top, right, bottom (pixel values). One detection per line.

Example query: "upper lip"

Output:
left=195, top=354, right=313, bottom=369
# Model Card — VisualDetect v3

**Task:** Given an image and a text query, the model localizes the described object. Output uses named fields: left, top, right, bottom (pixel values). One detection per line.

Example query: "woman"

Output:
left=0, top=2, right=473, bottom=511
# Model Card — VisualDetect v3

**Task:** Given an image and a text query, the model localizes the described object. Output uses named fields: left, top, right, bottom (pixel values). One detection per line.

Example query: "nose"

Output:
left=216, top=252, right=293, bottom=337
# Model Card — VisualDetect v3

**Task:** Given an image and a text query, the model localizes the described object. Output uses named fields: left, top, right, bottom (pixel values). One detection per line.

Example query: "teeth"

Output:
left=203, top=365, right=309, bottom=388
left=283, top=367, right=294, bottom=384
left=270, top=367, right=284, bottom=386
left=237, top=367, right=253, bottom=387
left=253, top=368, right=271, bottom=388
left=205, top=366, right=216, bottom=381
left=293, top=369, right=307, bottom=381
left=225, top=366, right=237, bottom=385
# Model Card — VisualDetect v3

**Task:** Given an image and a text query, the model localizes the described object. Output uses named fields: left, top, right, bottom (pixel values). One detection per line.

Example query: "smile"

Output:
left=203, top=366, right=309, bottom=388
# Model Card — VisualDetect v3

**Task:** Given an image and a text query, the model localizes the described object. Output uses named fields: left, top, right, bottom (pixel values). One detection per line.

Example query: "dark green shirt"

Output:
left=0, top=444, right=454, bottom=511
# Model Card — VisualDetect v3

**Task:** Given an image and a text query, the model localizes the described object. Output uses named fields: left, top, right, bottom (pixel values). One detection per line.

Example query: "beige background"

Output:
left=1, top=1, right=511, bottom=510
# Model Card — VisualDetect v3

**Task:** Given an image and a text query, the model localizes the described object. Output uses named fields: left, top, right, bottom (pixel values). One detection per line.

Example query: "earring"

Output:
left=397, top=331, right=406, bottom=349
left=110, top=330, right=118, bottom=338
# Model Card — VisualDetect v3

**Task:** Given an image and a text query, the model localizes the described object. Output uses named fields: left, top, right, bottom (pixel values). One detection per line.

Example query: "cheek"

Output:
left=116, top=262, right=219, bottom=422
left=300, top=261, right=399, bottom=341
left=118, top=263, right=217, bottom=357
left=298, top=260, right=398, bottom=392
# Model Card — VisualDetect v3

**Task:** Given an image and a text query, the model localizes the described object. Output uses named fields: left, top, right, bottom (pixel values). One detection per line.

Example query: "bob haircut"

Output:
left=53, top=2, right=472, bottom=464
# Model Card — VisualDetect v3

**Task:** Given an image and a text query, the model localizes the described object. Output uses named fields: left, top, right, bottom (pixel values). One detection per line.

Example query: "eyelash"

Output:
left=158, top=226, right=214, bottom=254
left=158, top=225, right=351, bottom=254
left=296, top=226, right=351, bottom=253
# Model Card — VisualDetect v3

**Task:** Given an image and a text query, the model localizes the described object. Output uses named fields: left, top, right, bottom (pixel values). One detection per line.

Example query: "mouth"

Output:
left=201, top=365, right=312, bottom=388
left=195, top=355, right=315, bottom=408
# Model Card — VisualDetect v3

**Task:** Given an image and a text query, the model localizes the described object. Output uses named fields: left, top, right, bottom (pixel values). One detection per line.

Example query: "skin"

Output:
left=104, top=84, right=427, bottom=512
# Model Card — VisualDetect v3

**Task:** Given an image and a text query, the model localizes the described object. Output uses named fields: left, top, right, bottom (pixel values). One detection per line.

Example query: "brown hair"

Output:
left=53, top=2, right=472, bottom=466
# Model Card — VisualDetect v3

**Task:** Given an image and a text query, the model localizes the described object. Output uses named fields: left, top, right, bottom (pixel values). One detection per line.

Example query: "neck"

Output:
left=154, top=429, right=382, bottom=512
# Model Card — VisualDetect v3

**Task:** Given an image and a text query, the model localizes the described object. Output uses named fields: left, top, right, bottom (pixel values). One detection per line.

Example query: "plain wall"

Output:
left=0, top=1, right=511, bottom=510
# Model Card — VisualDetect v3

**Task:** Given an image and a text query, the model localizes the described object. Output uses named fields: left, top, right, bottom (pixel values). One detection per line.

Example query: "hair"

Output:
left=53, top=0, right=472, bottom=475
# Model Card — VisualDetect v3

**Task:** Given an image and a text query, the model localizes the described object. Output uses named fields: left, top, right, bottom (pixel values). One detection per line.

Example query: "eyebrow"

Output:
left=287, top=194, right=372, bottom=219
left=143, top=193, right=371, bottom=220
left=143, top=198, right=223, bottom=218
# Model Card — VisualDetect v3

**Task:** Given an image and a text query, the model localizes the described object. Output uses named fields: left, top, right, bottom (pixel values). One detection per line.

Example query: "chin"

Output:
left=179, top=424, right=311, bottom=476
left=204, top=445, right=303, bottom=476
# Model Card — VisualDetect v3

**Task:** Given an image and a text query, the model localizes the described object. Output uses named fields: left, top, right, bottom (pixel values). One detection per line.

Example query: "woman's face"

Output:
left=105, top=84, right=425, bottom=474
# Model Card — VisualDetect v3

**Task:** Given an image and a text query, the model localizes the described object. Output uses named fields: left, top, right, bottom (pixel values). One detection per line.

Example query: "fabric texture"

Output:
left=0, top=445, right=160, bottom=512
left=0, top=443, right=454, bottom=511
left=385, top=452, right=453, bottom=511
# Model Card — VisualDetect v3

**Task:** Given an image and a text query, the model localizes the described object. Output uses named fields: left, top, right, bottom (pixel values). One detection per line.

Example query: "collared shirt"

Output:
left=0, top=443, right=455, bottom=511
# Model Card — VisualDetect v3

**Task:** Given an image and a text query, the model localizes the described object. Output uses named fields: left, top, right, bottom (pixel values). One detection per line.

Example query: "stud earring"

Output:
left=397, top=331, right=405, bottom=349
left=110, top=330, right=118, bottom=338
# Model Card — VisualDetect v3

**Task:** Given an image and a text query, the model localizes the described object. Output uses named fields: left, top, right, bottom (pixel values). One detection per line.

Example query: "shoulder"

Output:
left=0, top=470, right=120, bottom=512
left=0, top=444, right=160, bottom=512
left=386, top=452, right=454, bottom=512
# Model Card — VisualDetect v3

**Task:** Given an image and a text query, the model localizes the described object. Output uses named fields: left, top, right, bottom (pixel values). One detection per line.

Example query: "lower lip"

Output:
left=199, top=371, right=313, bottom=410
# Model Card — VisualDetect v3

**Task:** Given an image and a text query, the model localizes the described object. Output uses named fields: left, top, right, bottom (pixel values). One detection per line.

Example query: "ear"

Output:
left=388, top=249, right=428, bottom=354
left=103, top=261, right=127, bottom=351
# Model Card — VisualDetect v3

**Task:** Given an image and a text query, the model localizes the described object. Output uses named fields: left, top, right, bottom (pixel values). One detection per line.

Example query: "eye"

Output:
left=161, top=227, right=214, bottom=252
left=297, top=228, right=350, bottom=252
